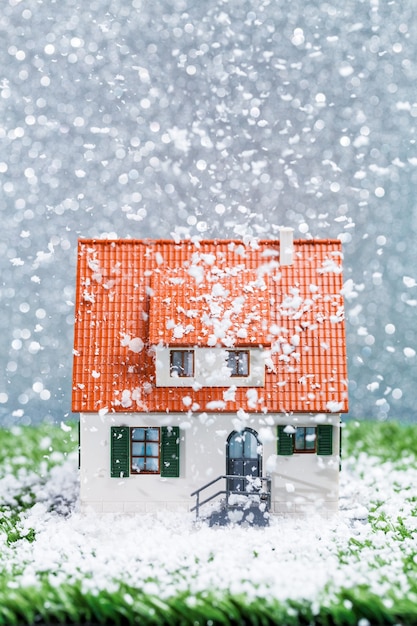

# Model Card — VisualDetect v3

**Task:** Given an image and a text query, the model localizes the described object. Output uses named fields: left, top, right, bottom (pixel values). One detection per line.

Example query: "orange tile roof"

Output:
left=72, top=238, right=348, bottom=414
left=149, top=266, right=271, bottom=347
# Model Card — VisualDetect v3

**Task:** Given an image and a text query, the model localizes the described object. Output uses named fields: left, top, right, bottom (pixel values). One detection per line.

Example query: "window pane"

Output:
left=131, top=427, right=160, bottom=474
left=132, top=442, right=145, bottom=456
left=146, top=428, right=159, bottom=442
left=227, top=351, right=249, bottom=376
left=170, top=350, right=194, bottom=377
left=132, top=457, right=145, bottom=471
left=305, top=427, right=316, bottom=450
left=229, top=434, right=243, bottom=459
left=295, top=427, right=316, bottom=452
left=171, top=351, right=181, bottom=369
left=295, top=428, right=305, bottom=450
left=184, top=351, right=194, bottom=375
left=229, top=431, right=259, bottom=459
left=228, top=351, right=237, bottom=374
left=146, top=457, right=159, bottom=472
left=146, top=442, right=159, bottom=456
left=243, top=432, right=258, bottom=459
left=238, top=351, right=249, bottom=376
left=132, top=428, right=145, bottom=441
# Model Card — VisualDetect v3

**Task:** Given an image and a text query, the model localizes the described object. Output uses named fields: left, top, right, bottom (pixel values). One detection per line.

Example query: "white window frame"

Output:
left=155, top=347, right=265, bottom=388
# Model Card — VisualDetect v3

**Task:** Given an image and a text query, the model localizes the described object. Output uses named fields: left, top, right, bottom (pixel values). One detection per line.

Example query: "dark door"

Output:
left=226, top=429, right=262, bottom=493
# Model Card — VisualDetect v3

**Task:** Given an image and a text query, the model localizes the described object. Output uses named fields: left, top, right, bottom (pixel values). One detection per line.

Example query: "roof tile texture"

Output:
left=72, top=238, right=348, bottom=414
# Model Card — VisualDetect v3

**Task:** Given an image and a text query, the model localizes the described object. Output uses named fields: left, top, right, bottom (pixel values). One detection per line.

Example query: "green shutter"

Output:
left=339, top=421, right=342, bottom=470
left=111, top=426, right=130, bottom=477
left=277, top=425, right=294, bottom=456
left=317, top=424, right=333, bottom=456
left=161, top=426, right=180, bottom=477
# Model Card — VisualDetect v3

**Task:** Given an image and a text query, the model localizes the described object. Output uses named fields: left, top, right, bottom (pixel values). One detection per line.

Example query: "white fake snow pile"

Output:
left=1, top=451, right=417, bottom=607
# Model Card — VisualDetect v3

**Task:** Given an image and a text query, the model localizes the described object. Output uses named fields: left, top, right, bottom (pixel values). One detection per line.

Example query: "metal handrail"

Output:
left=191, top=489, right=226, bottom=513
left=190, top=474, right=271, bottom=520
left=190, top=474, right=226, bottom=498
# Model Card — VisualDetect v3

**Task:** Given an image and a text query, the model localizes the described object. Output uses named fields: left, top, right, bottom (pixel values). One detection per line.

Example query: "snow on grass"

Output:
left=1, top=422, right=417, bottom=624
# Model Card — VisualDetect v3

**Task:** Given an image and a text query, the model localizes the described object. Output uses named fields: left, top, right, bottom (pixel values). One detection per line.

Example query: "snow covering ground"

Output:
left=2, top=443, right=417, bottom=612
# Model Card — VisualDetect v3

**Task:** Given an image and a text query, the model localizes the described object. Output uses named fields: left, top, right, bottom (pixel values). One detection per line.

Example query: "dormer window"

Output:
left=170, top=350, right=194, bottom=377
left=226, top=350, right=249, bottom=377
left=157, top=347, right=263, bottom=388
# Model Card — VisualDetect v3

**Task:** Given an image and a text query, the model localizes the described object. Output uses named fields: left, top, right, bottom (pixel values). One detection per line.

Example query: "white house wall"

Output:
left=154, top=347, right=265, bottom=388
left=79, top=412, right=341, bottom=516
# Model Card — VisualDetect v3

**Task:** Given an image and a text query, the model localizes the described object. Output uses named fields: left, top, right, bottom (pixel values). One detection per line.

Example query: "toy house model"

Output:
left=72, top=230, right=348, bottom=523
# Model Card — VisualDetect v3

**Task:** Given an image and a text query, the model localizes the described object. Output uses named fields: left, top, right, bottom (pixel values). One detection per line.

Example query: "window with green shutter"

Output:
left=161, top=426, right=180, bottom=477
left=277, top=425, right=334, bottom=456
left=317, top=424, right=333, bottom=456
left=111, top=426, right=130, bottom=477
left=277, top=425, right=294, bottom=456
left=110, top=426, right=181, bottom=478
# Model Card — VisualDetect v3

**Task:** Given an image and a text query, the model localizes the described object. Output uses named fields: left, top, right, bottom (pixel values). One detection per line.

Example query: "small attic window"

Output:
left=226, top=350, right=249, bottom=377
left=170, top=350, right=194, bottom=378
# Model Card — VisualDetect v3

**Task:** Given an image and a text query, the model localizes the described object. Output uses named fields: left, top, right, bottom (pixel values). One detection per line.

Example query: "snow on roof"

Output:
left=149, top=266, right=271, bottom=347
left=72, top=238, right=348, bottom=414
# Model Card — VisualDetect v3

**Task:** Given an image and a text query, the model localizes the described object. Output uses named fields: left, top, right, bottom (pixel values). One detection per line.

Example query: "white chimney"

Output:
left=279, top=227, right=294, bottom=266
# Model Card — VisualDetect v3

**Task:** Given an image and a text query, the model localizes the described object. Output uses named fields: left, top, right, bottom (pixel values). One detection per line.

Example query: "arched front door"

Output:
left=226, top=429, right=262, bottom=493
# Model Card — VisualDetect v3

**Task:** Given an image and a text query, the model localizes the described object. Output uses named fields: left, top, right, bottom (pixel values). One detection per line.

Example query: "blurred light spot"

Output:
left=28, top=341, right=42, bottom=354
left=291, top=28, right=305, bottom=46
left=33, top=381, right=44, bottom=393
left=392, top=388, right=402, bottom=400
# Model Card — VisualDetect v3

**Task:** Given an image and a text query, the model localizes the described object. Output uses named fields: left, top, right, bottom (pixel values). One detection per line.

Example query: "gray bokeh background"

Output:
left=1, top=0, right=417, bottom=425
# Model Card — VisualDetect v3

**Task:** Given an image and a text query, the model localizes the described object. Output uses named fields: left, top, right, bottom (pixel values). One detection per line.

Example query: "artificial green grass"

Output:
left=0, top=419, right=416, bottom=626
left=0, top=422, right=77, bottom=475
left=1, top=580, right=417, bottom=626
left=0, top=422, right=77, bottom=545
left=343, top=418, right=417, bottom=462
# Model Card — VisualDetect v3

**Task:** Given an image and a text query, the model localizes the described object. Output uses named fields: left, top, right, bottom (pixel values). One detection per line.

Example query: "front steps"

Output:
left=191, top=474, right=272, bottom=527
left=207, top=502, right=270, bottom=526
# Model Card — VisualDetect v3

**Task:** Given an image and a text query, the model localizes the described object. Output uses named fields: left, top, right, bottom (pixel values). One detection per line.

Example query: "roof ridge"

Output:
left=77, top=237, right=342, bottom=246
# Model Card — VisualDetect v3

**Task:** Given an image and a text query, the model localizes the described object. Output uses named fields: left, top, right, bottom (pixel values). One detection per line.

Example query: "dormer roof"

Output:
left=72, top=238, right=348, bottom=414
left=149, top=266, right=271, bottom=347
